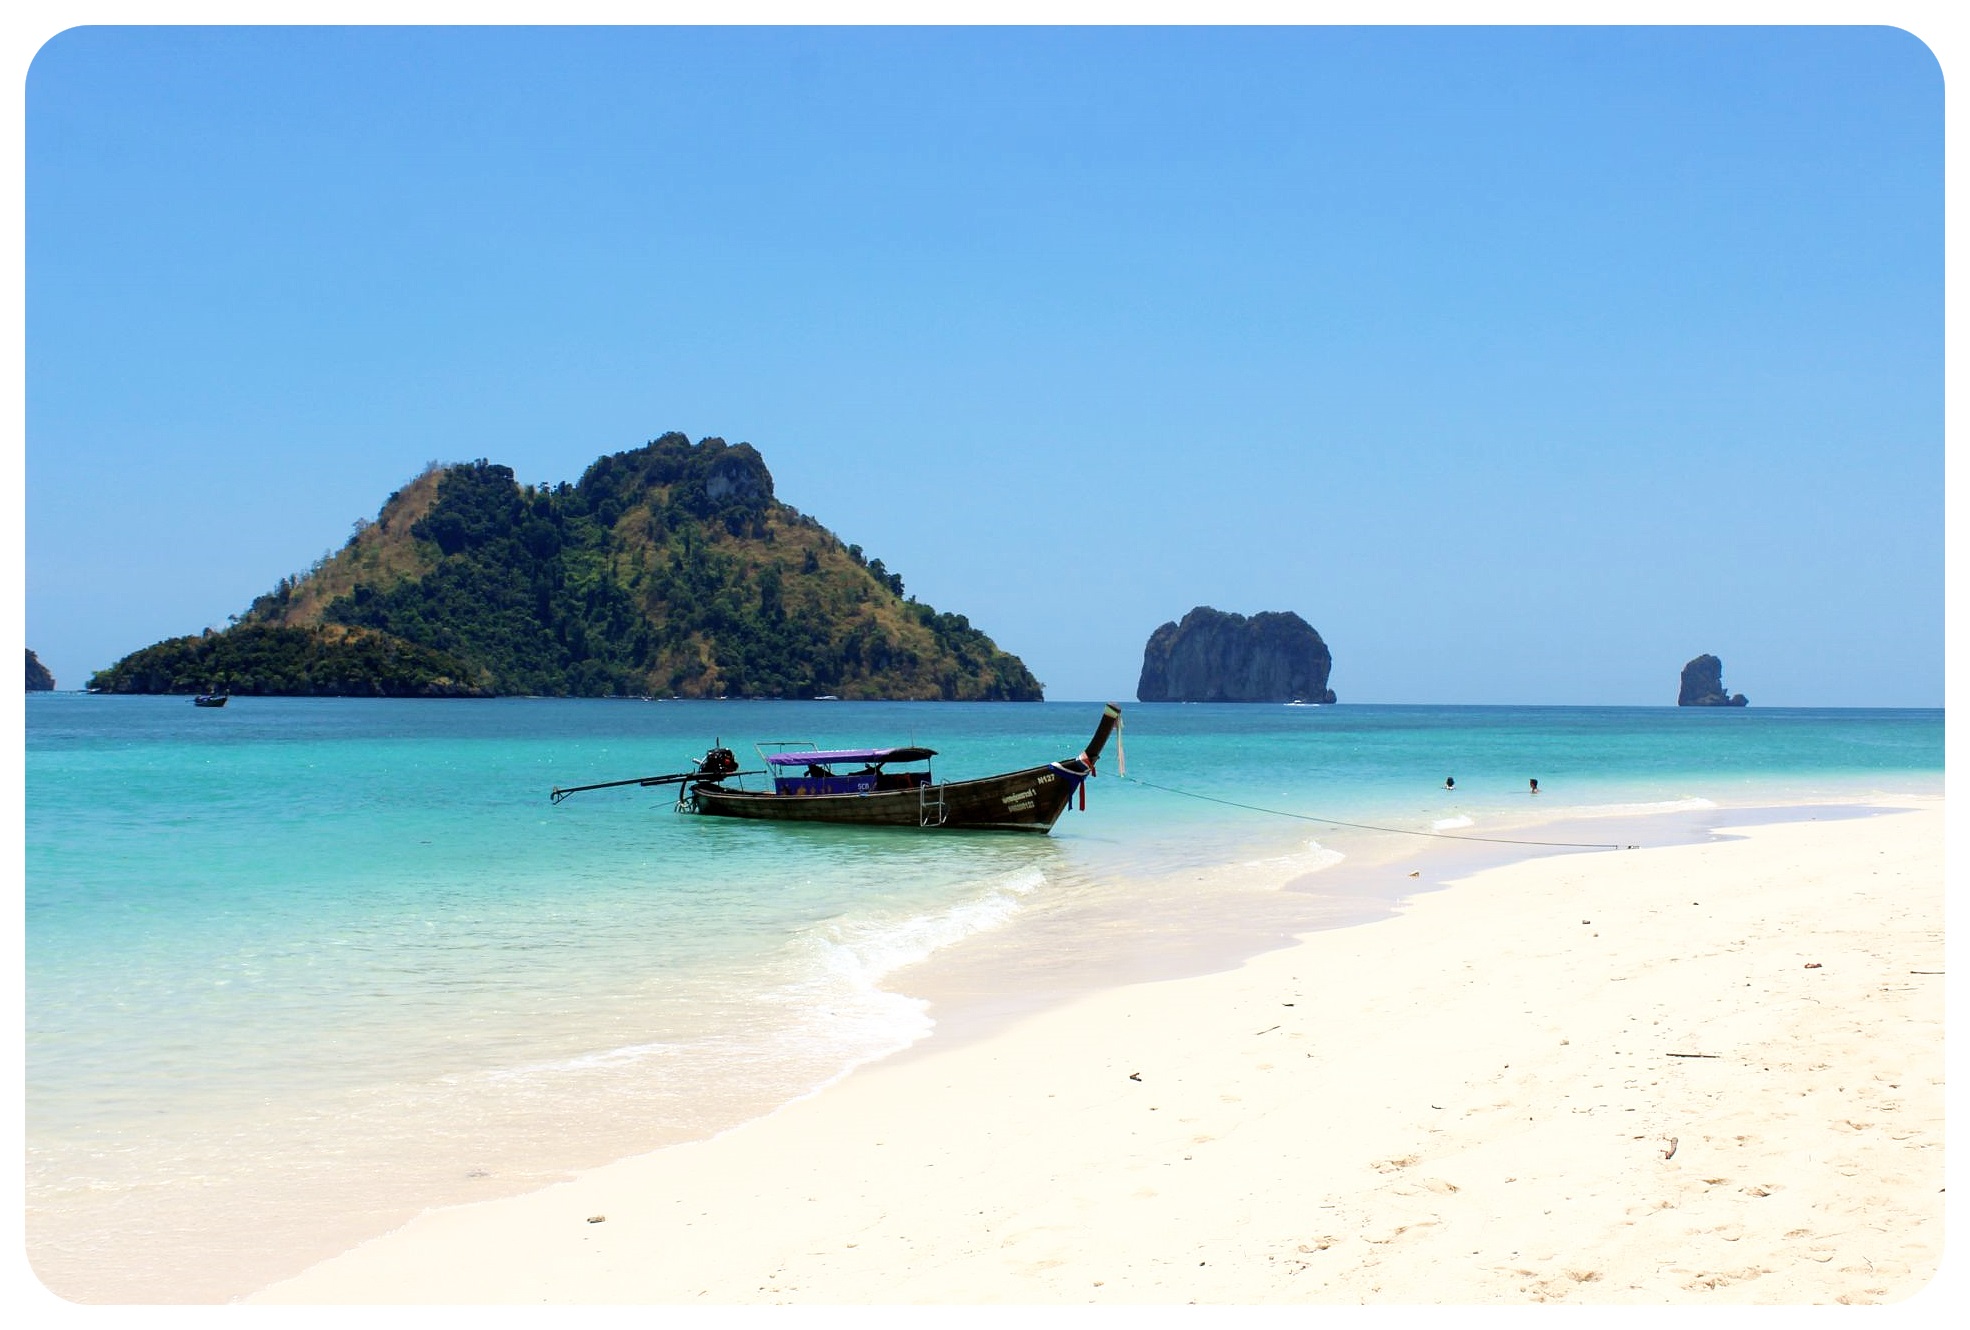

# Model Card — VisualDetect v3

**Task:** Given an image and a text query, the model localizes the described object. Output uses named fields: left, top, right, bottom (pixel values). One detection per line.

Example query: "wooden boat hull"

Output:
left=687, top=761, right=1086, bottom=832
left=683, top=702, right=1122, bottom=834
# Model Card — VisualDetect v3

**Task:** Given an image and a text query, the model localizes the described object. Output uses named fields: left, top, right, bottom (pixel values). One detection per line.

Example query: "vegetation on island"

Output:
left=90, top=433, right=1044, bottom=701
left=87, top=625, right=491, bottom=697
left=26, top=649, right=55, bottom=691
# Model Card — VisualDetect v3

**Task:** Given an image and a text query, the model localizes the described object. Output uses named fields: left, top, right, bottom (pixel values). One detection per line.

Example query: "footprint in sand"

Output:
left=1683, top=1266, right=1770, bottom=1290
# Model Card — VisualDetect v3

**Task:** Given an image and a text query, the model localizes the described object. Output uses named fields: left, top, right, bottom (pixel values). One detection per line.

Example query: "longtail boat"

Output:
left=192, top=694, right=229, bottom=708
left=551, top=703, right=1122, bottom=833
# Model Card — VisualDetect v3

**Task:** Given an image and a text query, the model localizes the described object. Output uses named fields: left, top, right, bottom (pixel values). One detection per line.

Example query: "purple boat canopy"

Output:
left=764, top=746, right=937, bottom=767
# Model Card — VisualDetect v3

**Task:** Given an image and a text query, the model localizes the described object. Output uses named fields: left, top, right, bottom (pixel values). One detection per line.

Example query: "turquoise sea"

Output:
left=23, top=696, right=1942, bottom=1302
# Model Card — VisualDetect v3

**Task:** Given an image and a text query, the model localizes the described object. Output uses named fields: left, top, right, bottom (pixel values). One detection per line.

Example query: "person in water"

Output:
left=1530, top=778, right=1540, bottom=794
left=1444, top=776, right=1455, bottom=790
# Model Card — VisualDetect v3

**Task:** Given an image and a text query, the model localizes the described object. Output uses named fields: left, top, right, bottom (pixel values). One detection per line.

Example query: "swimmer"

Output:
left=1444, top=776, right=1455, bottom=790
left=1530, top=778, right=1540, bottom=794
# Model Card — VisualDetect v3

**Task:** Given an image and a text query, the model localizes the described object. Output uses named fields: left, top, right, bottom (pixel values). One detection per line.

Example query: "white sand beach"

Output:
left=234, top=799, right=1945, bottom=1306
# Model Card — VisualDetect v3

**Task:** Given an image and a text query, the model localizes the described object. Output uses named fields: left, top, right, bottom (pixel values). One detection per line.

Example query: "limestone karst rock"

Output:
left=1678, top=654, right=1748, bottom=707
left=1137, top=607, right=1336, bottom=703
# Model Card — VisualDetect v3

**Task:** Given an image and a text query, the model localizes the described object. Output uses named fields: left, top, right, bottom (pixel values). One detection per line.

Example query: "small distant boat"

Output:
left=552, top=703, right=1123, bottom=834
left=193, top=694, right=229, bottom=708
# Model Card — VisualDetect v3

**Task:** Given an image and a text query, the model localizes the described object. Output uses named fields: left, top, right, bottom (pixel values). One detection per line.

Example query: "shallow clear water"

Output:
left=23, top=695, right=1942, bottom=1301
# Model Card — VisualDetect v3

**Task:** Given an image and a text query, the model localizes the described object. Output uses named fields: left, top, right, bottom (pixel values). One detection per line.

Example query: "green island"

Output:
left=89, top=434, right=1044, bottom=700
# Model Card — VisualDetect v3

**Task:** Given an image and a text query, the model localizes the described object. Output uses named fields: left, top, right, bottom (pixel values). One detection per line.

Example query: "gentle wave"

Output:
left=482, top=1039, right=688, bottom=1082
left=1432, top=815, right=1476, bottom=830
left=1238, top=836, right=1346, bottom=879
left=1567, top=796, right=1719, bottom=817
left=471, top=867, right=1049, bottom=1095
left=732, top=867, right=1058, bottom=1087
left=799, top=865, right=1048, bottom=991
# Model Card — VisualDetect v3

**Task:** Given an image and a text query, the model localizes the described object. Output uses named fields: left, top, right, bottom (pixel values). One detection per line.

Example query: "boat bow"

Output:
left=1061, top=701, right=1123, bottom=776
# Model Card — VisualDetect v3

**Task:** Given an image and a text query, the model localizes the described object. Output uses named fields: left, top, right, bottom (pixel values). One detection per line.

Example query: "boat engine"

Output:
left=696, top=746, right=740, bottom=781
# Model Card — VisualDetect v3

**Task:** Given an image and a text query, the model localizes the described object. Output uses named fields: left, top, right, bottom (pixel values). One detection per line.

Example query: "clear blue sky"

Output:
left=23, top=25, right=1944, bottom=704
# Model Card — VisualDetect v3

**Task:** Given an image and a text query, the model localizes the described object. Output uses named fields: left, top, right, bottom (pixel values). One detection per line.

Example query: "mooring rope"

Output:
left=1115, top=774, right=1630, bottom=850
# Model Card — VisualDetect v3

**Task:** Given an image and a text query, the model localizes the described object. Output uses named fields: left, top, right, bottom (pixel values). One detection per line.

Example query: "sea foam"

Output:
left=1571, top=795, right=1719, bottom=817
left=807, top=865, right=1048, bottom=988
left=757, top=866, right=1053, bottom=1054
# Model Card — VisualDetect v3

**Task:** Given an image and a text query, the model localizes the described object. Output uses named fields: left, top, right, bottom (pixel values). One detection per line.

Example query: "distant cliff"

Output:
left=1137, top=607, right=1336, bottom=703
left=26, top=649, right=54, bottom=691
left=90, top=433, right=1043, bottom=700
left=1678, top=654, right=1748, bottom=707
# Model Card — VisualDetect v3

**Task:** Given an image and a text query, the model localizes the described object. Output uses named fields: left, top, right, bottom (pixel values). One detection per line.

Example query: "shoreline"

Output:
left=234, top=791, right=1945, bottom=1306
left=876, top=790, right=1912, bottom=1067
left=26, top=754, right=1923, bottom=1305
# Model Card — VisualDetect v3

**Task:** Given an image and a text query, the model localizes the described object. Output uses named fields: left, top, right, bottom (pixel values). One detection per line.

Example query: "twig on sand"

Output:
left=1662, top=1137, right=1680, bottom=1161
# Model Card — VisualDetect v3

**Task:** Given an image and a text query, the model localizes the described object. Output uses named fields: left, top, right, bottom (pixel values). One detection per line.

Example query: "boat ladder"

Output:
left=919, top=782, right=947, bottom=827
